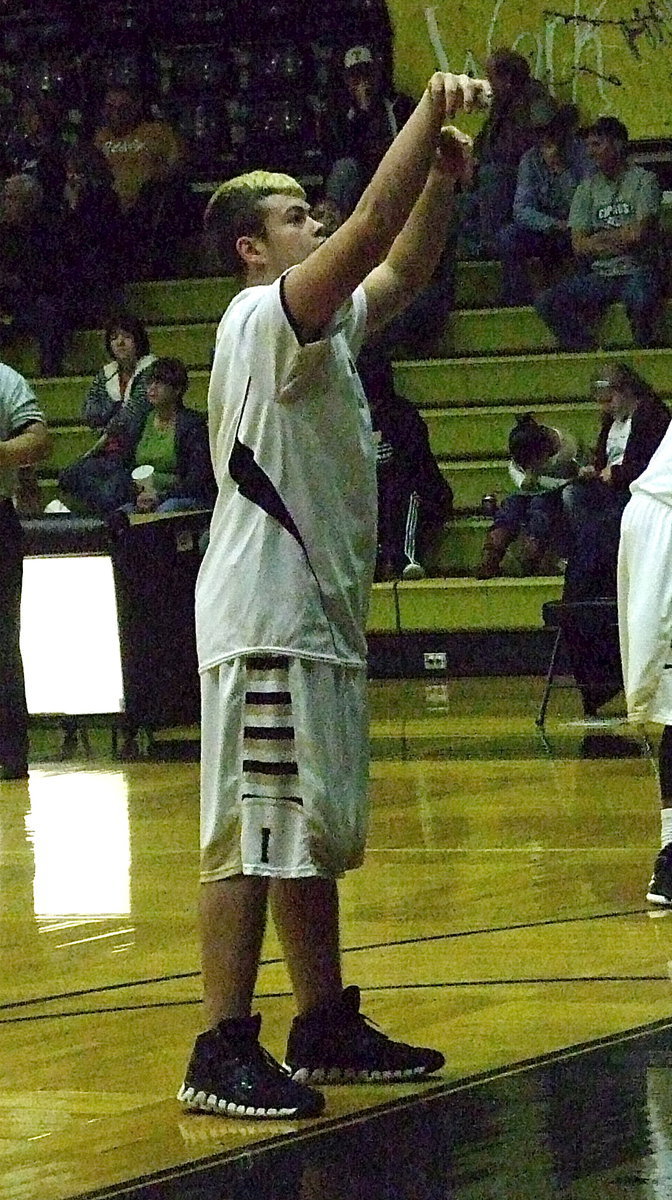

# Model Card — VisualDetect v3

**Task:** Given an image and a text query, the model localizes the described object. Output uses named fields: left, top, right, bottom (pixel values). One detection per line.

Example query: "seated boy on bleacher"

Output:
left=476, top=413, right=579, bottom=578
left=358, top=350, right=453, bottom=580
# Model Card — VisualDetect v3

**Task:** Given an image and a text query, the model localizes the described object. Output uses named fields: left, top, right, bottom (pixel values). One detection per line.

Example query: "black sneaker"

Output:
left=177, top=1014, right=325, bottom=1119
left=647, top=844, right=672, bottom=905
left=284, top=986, right=445, bottom=1084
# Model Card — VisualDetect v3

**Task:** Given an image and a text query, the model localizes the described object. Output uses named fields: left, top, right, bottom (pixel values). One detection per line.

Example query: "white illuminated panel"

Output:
left=27, top=772, right=131, bottom=917
left=21, top=556, right=124, bottom=715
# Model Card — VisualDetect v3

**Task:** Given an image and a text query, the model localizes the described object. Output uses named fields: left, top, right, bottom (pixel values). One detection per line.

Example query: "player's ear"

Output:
left=236, top=235, right=266, bottom=269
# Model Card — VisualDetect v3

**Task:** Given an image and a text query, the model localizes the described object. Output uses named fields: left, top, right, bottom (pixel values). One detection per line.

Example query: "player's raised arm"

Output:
left=361, top=124, right=475, bottom=334
left=283, top=72, right=489, bottom=341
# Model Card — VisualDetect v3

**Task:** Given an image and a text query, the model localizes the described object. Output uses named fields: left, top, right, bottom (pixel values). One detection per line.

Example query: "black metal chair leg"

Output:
left=536, top=628, right=563, bottom=727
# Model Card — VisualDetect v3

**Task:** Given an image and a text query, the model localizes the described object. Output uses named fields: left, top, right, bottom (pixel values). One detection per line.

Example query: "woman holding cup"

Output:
left=127, top=357, right=215, bottom=513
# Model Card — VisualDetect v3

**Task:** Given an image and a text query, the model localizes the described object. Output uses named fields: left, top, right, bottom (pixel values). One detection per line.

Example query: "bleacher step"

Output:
left=368, top=576, right=563, bottom=633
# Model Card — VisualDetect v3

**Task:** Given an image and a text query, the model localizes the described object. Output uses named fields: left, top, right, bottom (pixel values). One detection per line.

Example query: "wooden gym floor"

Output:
left=3, top=676, right=672, bottom=1200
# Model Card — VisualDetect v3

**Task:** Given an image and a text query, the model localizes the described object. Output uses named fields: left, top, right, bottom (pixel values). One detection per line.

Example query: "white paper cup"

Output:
left=131, top=464, right=156, bottom=493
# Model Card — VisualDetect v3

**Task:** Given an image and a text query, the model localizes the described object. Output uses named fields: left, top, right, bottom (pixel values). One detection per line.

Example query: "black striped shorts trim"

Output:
left=243, top=657, right=301, bottom=800
left=246, top=655, right=290, bottom=671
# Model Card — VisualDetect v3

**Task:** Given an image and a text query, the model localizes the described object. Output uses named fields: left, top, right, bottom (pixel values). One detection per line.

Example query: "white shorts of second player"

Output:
left=618, top=492, right=672, bottom=724
left=200, top=654, right=369, bottom=881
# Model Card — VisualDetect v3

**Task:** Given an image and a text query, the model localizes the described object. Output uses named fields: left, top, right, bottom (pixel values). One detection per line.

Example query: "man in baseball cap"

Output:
left=325, top=46, right=413, bottom=216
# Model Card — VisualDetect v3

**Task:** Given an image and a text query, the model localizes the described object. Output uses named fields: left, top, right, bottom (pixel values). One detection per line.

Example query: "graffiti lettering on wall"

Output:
left=576, top=65, right=623, bottom=84
left=424, top=2, right=641, bottom=106
left=545, top=1, right=672, bottom=59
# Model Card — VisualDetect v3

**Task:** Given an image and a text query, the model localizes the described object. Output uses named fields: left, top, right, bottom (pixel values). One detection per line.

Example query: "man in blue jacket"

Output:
left=497, top=106, right=592, bottom=306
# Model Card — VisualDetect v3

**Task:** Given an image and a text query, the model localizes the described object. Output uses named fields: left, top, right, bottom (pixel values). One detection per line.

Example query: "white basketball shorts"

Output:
left=618, top=492, right=672, bottom=724
left=199, top=654, right=369, bottom=881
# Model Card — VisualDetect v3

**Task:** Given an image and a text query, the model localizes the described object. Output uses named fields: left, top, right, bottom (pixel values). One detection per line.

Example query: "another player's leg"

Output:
left=647, top=725, right=672, bottom=906
left=618, top=497, right=672, bottom=905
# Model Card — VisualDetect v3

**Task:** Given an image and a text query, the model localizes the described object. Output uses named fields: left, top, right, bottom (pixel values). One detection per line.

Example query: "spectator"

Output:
left=561, top=363, right=670, bottom=715
left=535, top=117, right=663, bottom=349
left=0, top=362, right=51, bottom=781
left=94, top=86, right=186, bottom=274
left=564, top=363, right=670, bottom=593
left=497, top=105, right=593, bottom=306
left=476, top=413, right=579, bottom=578
left=324, top=46, right=413, bottom=218
left=463, top=48, right=557, bottom=257
left=82, top=314, right=156, bottom=443
left=59, top=314, right=156, bottom=514
left=309, top=197, right=342, bottom=238
left=370, top=225, right=459, bottom=358
left=0, top=173, right=72, bottom=376
left=63, top=141, right=125, bottom=327
left=357, top=350, right=453, bottom=580
left=125, top=357, right=216, bottom=513
left=2, top=96, right=67, bottom=207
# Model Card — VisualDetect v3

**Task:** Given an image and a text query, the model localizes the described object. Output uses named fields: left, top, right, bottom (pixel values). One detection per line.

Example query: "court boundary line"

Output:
left=2, top=906, right=651, bottom=1013
left=3, top=973, right=671, bottom=1025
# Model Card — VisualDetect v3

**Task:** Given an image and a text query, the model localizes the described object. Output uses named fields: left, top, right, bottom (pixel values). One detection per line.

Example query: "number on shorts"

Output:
left=260, top=826, right=271, bottom=864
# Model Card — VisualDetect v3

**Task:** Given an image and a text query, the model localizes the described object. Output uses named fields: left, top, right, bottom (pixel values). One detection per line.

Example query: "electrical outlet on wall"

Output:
left=423, top=651, right=447, bottom=671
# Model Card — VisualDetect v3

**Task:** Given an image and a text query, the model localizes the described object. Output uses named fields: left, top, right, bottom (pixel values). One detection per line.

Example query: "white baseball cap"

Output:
left=344, top=45, right=373, bottom=70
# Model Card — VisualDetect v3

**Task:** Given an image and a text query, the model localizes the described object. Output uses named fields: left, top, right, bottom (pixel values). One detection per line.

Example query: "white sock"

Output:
left=661, top=808, right=672, bottom=848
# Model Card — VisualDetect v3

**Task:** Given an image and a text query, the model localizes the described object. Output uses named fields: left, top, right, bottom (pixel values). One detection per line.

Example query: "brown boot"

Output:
left=476, top=527, right=514, bottom=578
left=517, top=533, right=545, bottom=575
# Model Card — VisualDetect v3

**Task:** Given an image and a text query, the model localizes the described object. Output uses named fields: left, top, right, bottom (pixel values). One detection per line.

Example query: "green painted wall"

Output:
left=387, top=0, right=672, bottom=139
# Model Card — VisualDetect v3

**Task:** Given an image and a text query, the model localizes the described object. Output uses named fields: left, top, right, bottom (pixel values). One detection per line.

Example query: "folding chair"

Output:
left=536, top=598, right=618, bottom=727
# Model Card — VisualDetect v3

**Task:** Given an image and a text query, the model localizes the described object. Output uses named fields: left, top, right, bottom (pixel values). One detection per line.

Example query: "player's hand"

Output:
left=437, top=125, right=475, bottom=185
left=427, top=72, right=491, bottom=119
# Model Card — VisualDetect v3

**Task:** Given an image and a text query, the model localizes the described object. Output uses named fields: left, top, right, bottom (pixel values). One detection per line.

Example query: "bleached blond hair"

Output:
left=204, top=170, right=306, bottom=275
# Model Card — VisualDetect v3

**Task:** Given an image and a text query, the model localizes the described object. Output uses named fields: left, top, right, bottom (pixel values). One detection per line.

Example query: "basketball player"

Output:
left=0, top=362, right=50, bottom=781
left=177, top=72, right=488, bottom=1119
left=618, top=419, right=672, bottom=905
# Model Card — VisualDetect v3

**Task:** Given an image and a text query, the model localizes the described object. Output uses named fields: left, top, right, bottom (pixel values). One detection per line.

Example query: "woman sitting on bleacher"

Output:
left=477, top=413, right=579, bottom=578
left=61, top=355, right=214, bottom=516
left=59, top=314, right=156, bottom=513
left=561, top=362, right=670, bottom=716
left=563, top=363, right=670, bottom=598
left=123, top=357, right=215, bottom=514
left=82, top=313, right=156, bottom=445
left=357, top=349, right=453, bottom=580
